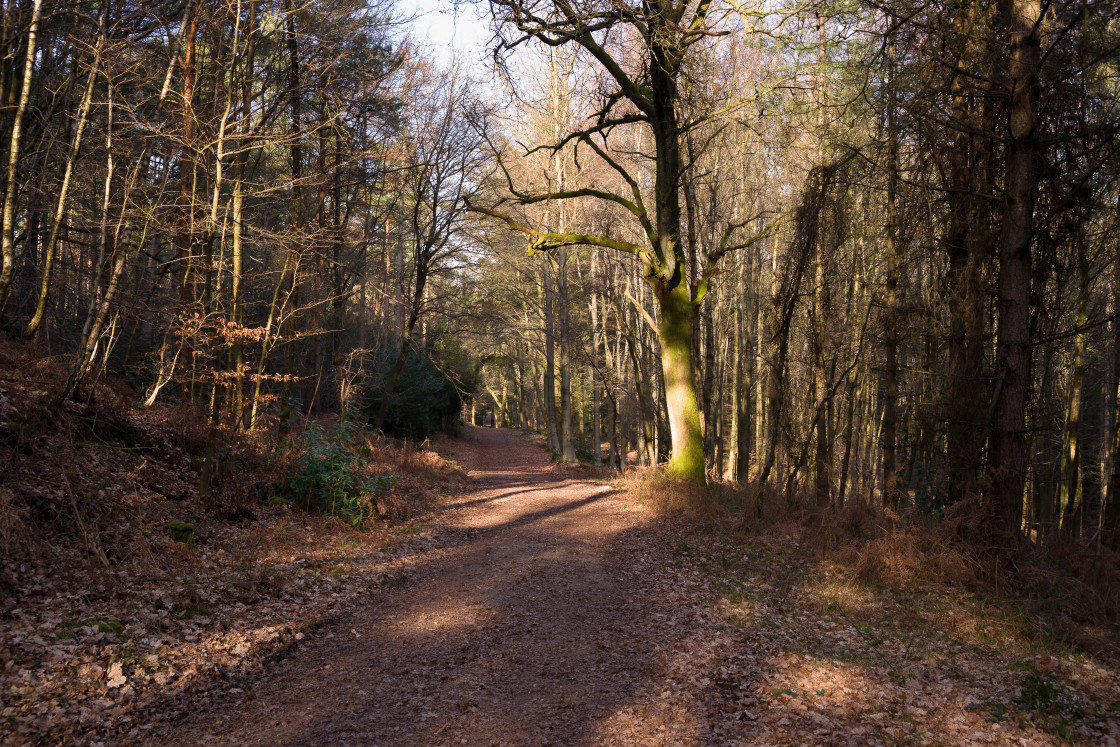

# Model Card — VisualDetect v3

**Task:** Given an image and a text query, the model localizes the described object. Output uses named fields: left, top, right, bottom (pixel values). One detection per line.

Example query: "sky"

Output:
left=403, top=0, right=493, bottom=69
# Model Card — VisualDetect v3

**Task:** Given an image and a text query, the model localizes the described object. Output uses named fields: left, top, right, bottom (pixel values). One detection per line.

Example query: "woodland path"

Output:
left=159, top=427, right=721, bottom=746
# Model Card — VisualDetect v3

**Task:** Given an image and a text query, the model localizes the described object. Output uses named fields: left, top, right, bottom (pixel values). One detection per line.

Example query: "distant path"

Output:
left=159, top=427, right=718, bottom=746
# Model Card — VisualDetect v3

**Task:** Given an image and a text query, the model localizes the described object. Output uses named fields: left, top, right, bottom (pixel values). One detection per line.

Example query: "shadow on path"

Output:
left=156, top=427, right=708, bottom=747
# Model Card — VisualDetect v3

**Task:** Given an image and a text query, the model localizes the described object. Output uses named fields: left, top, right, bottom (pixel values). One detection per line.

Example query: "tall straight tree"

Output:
left=988, top=0, right=1041, bottom=548
left=0, top=0, right=42, bottom=316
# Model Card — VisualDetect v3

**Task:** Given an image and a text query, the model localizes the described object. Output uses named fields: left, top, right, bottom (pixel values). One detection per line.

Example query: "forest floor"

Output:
left=5, top=421, right=1119, bottom=745
left=135, top=428, right=1118, bottom=745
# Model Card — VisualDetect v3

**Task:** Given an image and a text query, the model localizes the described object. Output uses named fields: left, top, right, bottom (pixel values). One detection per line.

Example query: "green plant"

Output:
left=966, top=698, right=1011, bottom=722
left=1014, top=664, right=1087, bottom=732
left=965, top=663, right=1090, bottom=738
left=280, top=421, right=396, bottom=526
left=164, top=521, right=196, bottom=546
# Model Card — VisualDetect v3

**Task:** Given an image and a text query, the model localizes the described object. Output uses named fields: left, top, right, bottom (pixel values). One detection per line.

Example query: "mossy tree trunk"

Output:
left=655, top=279, right=705, bottom=482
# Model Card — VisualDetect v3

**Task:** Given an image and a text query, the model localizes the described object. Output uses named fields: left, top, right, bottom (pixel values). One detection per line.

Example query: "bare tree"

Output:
left=475, top=0, right=773, bottom=484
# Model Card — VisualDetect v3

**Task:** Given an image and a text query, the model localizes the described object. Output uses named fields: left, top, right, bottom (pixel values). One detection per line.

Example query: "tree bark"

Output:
left=542, top=260, right=560, bottom=454
left=558, top=246, right=576, bottom=461
left=0, top=0, right=42, bottom=317
left=880, top=35, right=901, bottom=510
left=988, top=0, right=1040, bottom=549
left=1058, top=242, right=1088, bottom=536
left=24, top=26, right=100, bottom=340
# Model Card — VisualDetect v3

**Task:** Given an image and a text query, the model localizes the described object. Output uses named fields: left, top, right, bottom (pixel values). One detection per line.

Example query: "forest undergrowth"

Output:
left=620, top=469, right=1120, bottom=743
left=0, top=341, right=466, bottom=744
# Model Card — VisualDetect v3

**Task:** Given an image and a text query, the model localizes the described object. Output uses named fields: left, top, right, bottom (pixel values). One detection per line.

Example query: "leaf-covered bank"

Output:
left=0, top=342, right=465, bottom=743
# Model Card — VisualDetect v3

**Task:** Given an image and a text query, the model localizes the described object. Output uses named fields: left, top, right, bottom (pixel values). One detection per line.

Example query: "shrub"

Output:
left=278, top=421, right=396, bottom=526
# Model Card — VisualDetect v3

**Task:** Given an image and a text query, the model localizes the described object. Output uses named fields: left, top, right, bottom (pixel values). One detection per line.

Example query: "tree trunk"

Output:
left=880, top=15, right=902, bottom=510
left=944, top=3, right=994, bottom=505
left=590, top=266, right=603, bottom=464
left=0, top=0, right=41, bottom=316
left=542, top=261, right=560, bottom=454
left=988, top=0, right=1040, bottom=549
left=730, top=258, right=748, bottom=481
left=1102, top=265, right=1120, bottom=550
left=702, top=293, right=717, bottom=470
left=656, top=279, right=704, bottom=481
left=558, top=247, right=576, bottom=461
left=25, top=28, right=100, bottom=339
left=280, top=0, right=304, bottom=431
left=1059, top=243, right=1089, bottom=536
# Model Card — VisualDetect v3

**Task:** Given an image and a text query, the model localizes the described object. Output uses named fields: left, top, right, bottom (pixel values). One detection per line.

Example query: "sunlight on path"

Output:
left=157, top=427, right=710, bottom=746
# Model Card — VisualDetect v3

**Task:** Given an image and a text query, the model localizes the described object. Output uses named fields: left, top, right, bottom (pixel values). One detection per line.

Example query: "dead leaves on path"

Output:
left=0, top=511, right=460, bottom=745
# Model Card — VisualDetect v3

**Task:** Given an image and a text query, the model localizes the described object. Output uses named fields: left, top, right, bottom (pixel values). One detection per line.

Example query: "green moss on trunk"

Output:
left=657, top=281, right=706, bottom=485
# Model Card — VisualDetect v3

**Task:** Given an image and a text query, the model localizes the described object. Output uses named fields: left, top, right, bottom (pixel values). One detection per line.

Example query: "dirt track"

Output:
left=157, top=427, right=716, bottom=746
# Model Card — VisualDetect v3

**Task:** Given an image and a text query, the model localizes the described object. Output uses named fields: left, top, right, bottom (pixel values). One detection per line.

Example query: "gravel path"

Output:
left=158, top=427, right=714, bottom=746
